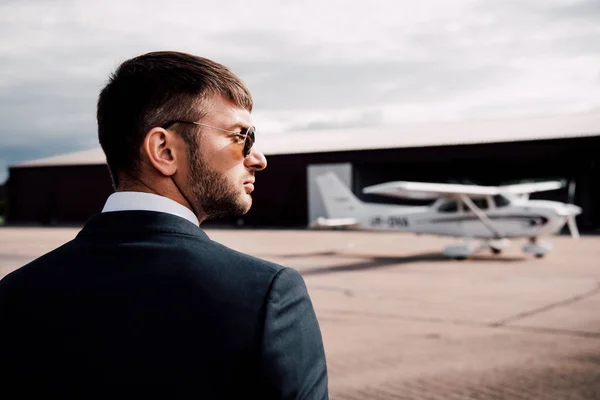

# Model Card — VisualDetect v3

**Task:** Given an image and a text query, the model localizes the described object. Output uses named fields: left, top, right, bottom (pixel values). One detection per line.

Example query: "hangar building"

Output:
left=6, top=112, right=600, bottom=232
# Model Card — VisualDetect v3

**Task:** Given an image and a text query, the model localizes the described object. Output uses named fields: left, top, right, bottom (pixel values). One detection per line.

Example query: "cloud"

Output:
left=545, top=0, right=600, bottom=20
left=232, top=57, right=519, bottom=111
left=288, top=109, right=384, bottom=131
left=0, top=77, right=98, bottom=146
left=0, top=0, right=599, bottom=180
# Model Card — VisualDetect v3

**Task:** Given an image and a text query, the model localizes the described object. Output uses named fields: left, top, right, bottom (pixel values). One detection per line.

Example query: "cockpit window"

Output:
left=471, top=198, right=488, bottom=210
left=438, top=200, right=458, bottom=213
left=461, top=197, right=488, bottom=212
left=493, top=194, right=510, bottom=208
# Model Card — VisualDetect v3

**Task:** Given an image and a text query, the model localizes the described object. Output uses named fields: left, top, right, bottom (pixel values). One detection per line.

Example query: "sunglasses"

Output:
left=162, top=120, right=255, bottom=158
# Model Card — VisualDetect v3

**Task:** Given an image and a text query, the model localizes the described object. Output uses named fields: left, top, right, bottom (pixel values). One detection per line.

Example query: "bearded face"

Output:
left=169, top=95, right=265, bottom=222
left=186, top=145, right=252, bottom=220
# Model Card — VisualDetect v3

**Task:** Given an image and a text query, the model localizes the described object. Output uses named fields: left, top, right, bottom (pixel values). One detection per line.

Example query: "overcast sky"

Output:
left=1, top=0, right=599, bottom=183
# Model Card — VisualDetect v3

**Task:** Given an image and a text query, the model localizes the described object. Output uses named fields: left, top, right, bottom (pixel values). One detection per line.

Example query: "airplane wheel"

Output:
left=535, top=253, right=545, bottom=258
left=491, top=248, right=502, bottom=255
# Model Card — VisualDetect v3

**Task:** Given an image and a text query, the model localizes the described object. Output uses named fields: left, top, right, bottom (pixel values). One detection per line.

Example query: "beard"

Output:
left=187, top=150, right=251, bottom=220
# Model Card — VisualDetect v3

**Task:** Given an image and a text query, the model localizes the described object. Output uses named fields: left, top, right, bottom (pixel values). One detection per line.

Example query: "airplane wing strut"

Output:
left=459, top=194, right=502, bottom=239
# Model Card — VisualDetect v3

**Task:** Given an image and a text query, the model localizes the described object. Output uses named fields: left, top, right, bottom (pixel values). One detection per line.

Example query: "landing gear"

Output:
left=522, top=237, right=552, bottom=258
left=443, top=238, right=512, bottom=259
left=487, top=238, right=511, bottom=255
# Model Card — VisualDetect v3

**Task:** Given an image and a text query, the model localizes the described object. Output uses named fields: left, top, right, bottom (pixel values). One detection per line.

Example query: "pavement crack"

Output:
left=321, top=309, right=600, bottom=339
left=490, top=281, right=600, bottom=327
left=311, top=285, right=356, bottom=297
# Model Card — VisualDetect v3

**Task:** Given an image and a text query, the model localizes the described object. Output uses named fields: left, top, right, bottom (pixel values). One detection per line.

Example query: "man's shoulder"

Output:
left=154, top=235, right=303, bottom=310
left=0, top=227, right=295, bottom=299
left=0, top=239, right=78, bottom=290
left=192, top=236, right=286, bottom=277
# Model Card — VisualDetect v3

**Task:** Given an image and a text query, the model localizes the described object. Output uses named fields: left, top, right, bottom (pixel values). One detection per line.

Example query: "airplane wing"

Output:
left=498, top=181, right=564, bottom=194
left=362, top=181, right=499, bottom=199
left=362, top=180, right=564, bottom=200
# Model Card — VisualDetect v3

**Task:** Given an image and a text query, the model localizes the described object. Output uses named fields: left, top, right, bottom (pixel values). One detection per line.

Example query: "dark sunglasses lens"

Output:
left=243, top=127, right=255, bottom=157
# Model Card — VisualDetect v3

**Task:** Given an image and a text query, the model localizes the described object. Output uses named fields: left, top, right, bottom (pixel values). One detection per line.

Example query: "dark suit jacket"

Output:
left=0, top=211, right=328, bottom=399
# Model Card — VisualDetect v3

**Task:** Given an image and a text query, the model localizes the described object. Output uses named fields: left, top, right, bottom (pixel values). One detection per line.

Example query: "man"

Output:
left=0, top=51, right=328, bottom=399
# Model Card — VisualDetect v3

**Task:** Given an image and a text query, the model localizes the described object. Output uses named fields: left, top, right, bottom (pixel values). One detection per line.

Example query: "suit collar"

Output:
left=102, top=191, right=199, bottom=227
left=76, top=210, right=210, bottom=241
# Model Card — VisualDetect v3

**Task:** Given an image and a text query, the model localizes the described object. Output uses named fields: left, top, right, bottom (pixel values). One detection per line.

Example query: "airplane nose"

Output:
left=557, top=204, right=582, bottom=216
left=559, top=204, right=582, bottom=239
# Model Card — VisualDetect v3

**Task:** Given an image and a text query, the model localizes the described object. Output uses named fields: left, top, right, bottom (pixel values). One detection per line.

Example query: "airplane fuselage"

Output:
left=351, top=201, right=571, bottom=239
left=313, top=171, right=581, bottom=241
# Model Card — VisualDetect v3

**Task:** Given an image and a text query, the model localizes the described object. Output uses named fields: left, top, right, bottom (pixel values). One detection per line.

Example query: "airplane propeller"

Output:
left=568, top=179, right=576, bottom=204
left=565, top=179, right=580, bottom=239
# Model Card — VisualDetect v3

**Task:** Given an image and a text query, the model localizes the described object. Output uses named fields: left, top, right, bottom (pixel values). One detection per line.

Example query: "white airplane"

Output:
left=311, top=172, right=582, bottom=259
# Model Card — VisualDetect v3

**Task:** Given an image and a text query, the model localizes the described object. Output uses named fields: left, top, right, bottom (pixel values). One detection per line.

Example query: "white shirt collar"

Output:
left=101, top=191, right=199, bottom=226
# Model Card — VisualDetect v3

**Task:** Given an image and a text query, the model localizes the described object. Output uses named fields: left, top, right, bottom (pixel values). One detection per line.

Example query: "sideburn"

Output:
left=185, top=136, right=249, bottom=220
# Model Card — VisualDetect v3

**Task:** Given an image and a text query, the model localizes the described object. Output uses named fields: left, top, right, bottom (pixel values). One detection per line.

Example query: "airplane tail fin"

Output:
left=314, top=172, right=364, bottom=219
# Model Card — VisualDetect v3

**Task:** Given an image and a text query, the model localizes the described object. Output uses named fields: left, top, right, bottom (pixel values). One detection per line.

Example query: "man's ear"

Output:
left=143, top=127, right=181, bottom=177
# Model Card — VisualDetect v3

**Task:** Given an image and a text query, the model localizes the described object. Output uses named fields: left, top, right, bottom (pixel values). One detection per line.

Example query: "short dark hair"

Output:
left=97, top=51, right=253, bottom=188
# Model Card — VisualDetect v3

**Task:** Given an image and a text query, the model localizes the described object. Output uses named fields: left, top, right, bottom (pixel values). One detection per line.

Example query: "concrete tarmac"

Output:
left=1, top=227, right=599, bottom=399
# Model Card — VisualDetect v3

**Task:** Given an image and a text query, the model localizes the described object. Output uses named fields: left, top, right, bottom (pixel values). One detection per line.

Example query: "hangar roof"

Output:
left=13, top=111, right=600, bottom=168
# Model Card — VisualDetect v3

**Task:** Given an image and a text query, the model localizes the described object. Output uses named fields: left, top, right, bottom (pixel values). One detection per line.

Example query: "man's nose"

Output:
left=245, top=147, right=267, bottom=171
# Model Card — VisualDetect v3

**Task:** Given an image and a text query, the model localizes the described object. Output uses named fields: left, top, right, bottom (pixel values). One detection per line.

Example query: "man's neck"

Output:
left=116, top=176, right=207, bottom=223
